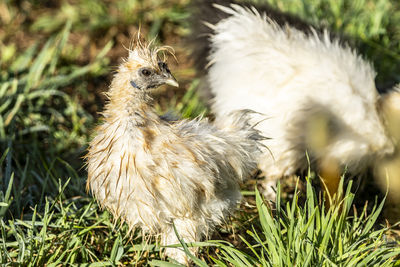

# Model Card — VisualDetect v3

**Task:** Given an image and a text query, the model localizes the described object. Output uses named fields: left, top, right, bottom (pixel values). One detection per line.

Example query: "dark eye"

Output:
left=141, top=69, right=152, bottom=76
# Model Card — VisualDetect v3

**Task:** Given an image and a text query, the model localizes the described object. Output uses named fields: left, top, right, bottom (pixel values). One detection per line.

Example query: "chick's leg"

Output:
left=161, top=218, right=202, bottom=264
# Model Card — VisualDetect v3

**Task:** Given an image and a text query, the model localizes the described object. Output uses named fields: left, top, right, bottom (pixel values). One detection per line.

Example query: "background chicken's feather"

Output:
left=190, top=3, right=396, bottom=199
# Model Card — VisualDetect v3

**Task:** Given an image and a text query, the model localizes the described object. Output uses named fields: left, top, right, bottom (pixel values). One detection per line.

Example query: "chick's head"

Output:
left=117, top=43, right=178, bottom=91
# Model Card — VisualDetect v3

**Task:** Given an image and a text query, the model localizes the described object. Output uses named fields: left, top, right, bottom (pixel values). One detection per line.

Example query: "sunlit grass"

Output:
left=152, top=176, right=400, bottom=266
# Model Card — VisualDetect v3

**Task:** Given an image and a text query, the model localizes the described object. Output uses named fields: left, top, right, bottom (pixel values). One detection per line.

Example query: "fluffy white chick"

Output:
left=86, top=39, right=263, bottom=264
left=201, top=4, right=394, bottom=198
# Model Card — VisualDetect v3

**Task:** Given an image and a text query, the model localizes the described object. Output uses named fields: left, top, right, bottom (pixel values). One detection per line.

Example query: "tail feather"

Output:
left=215, top=109, right=265, bottom=138
left=214, top=109, right=268, bottom=180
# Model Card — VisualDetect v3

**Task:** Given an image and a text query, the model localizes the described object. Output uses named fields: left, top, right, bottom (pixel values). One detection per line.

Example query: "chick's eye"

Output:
left=141, top=69, right=151, bottom=76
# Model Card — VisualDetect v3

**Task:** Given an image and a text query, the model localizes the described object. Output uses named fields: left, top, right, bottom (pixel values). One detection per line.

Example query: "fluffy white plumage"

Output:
left=204, top=4, right=395, bottom=197
left=86, top=40, right=263, bottom=263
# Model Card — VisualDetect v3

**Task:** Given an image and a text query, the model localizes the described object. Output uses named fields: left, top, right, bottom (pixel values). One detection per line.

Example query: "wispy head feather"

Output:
left=122, top=34, right=176, bottom=72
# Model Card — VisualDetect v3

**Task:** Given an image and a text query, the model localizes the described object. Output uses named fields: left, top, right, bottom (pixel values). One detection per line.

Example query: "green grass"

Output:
left=151, top=176, right=400, bottom=266
left=1, top=0, right=400, bottom=265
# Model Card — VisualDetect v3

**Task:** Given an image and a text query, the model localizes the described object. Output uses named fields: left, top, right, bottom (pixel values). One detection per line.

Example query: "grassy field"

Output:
left=1, top=0, right=400, bottom=265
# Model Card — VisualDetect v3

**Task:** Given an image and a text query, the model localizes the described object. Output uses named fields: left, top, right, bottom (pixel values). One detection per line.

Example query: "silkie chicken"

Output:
left=190, top=3, right=395, bottom=199
left=86, top=39, right=263, bottom=264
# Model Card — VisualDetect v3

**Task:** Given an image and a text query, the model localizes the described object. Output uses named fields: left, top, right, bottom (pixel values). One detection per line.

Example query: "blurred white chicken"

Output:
left=86, top=39, right=263, bottom=264
left=190, top=3, right=395, bottom=198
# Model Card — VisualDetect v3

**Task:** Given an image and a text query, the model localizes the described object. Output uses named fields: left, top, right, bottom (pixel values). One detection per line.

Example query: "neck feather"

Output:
left=103, top=75, right=156, bottom=126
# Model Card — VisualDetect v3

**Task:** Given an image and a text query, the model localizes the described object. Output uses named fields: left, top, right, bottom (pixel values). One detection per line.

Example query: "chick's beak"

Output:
left=165, top=75, right=179, bottom=88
